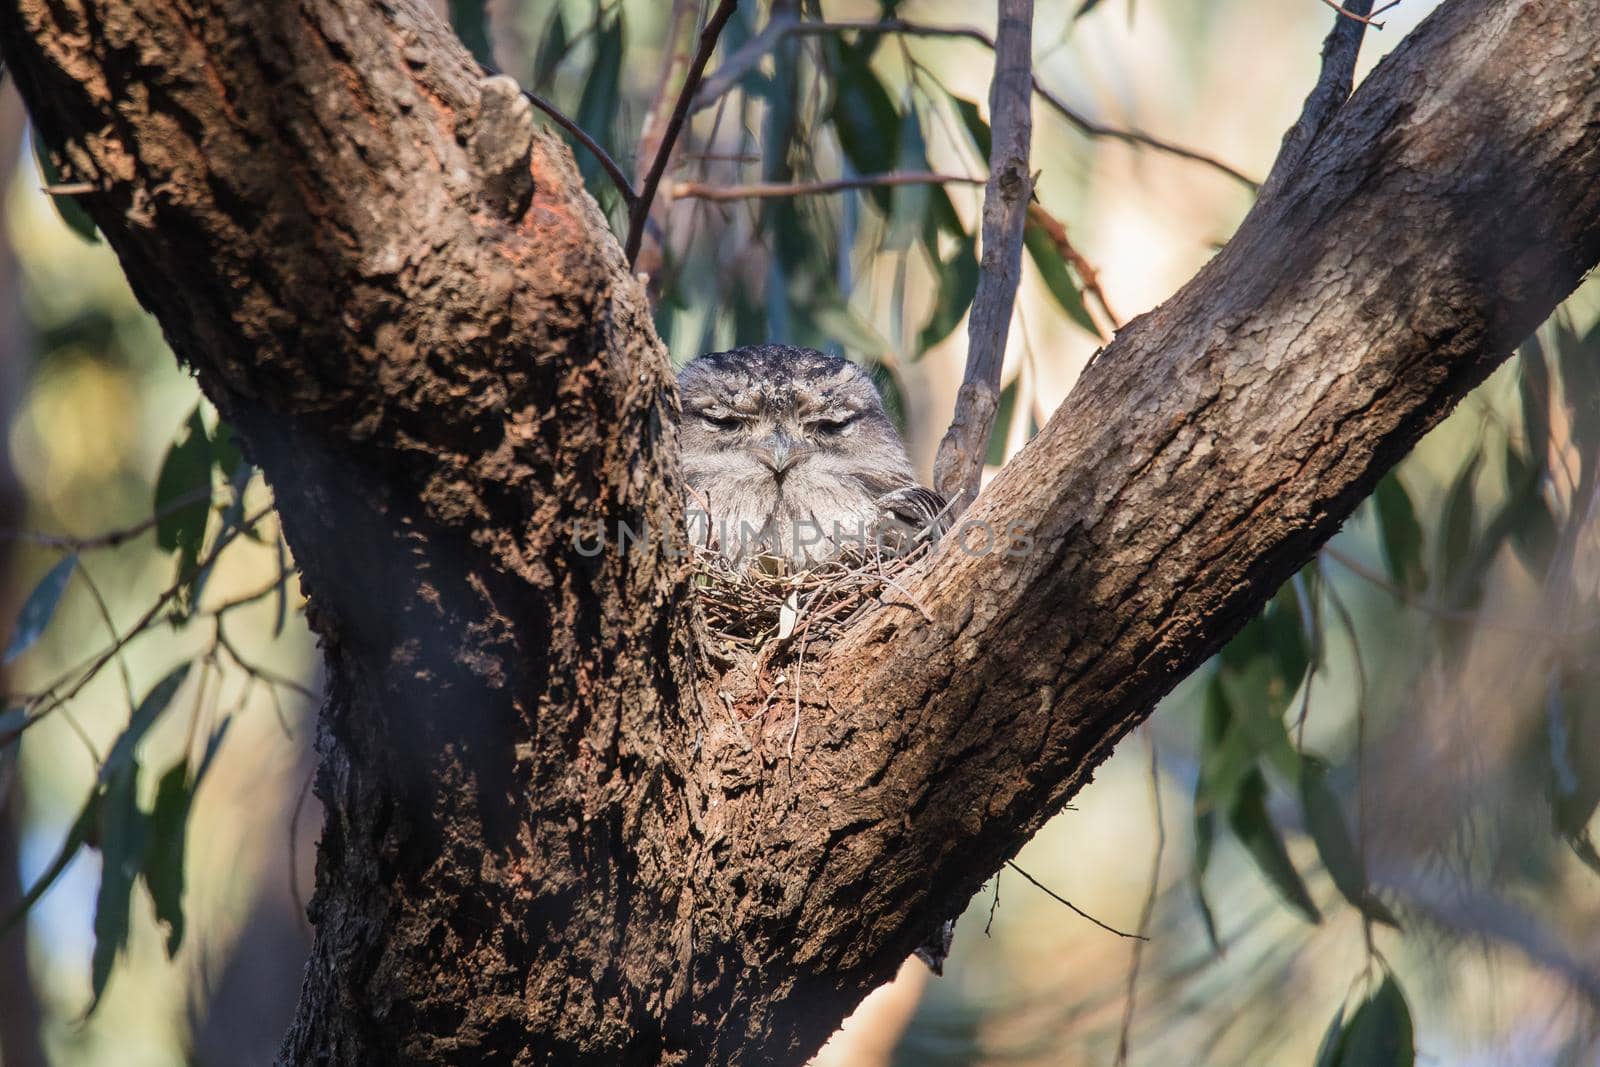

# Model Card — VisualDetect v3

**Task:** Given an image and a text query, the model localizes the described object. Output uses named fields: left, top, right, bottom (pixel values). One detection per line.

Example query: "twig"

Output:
left=933, top=0, right=1034, bottom=517
left=985, top=870, right=1002, bottom=935
left=41, top=181, right=95, bottom=196
left=1114, top=733, right=1165, bottom=1065
left=1, top=484, right=215, bottom=551
left=671, top=171, right=983, bottom=202
left=1026, top=201, right=1122, bottom=330
left=75, top=563, right=136, bottom=712
left=631, top=0, right=702, bottom=274
left=521, top=88, right=638, bottom=209
left=624, top=0, right=742, bottom=267
left=7, top=505, right=275, bottom=739
left=1004, top=861, right=1146, bottom=940
left=636, top=0, right=701, bottom=184
left=1259, top=0, right=1375, bottom=200
left=1317, top=0, right=1388, bottom=28
left=215, top=622, right=317, bottom=701
left=692, top=15, right=1258, bottom=190
left=288, top=767, right=315, bottom=942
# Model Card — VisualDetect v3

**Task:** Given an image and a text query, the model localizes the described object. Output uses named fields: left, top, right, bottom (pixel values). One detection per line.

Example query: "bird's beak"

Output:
left=754, top=433, right=811, bottom=477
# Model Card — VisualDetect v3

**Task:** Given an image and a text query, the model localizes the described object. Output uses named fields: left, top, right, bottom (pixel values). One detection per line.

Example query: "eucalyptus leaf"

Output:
left=886, top=104, right=931, bottom=252
left=1192, top=799, right=1224, bottom=954
left=1, top=790, right=100, bottom=936
left=531, top=6, right=571, bottom=91
left=144, top=760, right=192, bottom=957
left=985, top=379, right=1019, bottom=467
left=89, top=759, right=146, bottom=1013
left=4, top=554, right=77, bottom=666
left=828, top=40, right=900, bottom=210
left=1519, top=336, right=1551, bottom=473
left=917, top=233, right=979, bottom=355
left=155, top=408, right=214, bottom=605
left=1336, top=975, right=1415, bottom=1067
left=0, top=706, right=26, bottom=744
left=1300, top=755, right=1399, bottom=928
left=1372, top=473, right=1426, bottom=592
left=1435, top=448, right=1481, bottom=600
left=949, top=93, right=992, bottom=161
left=573, top=15, right=624, bottom=192
left=102, top=663, right=191, bottom=785
left=1228, top=770, right=1321, bottom=924
left=448, top=0, right=493, bottom=67
left=1503, top=443, right=1558, bottom=571
left=1313, top=1004, right=1347, bottom=1067
left=1024, top=222, right=1101, bottom=338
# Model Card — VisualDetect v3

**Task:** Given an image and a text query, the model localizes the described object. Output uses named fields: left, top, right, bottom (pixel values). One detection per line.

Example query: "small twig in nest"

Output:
left=694, top=538, right=937, bottom=755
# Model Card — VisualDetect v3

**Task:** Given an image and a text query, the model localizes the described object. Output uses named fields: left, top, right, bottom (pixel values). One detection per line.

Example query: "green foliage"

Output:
left=3, top=553, right=76, bottom=665
left=1321, top=975, right=1416, bottom=1067
left=154, top=407, right=213, bottom=609
left=574, top=13, right=626, bottom=203
left=154, top=405, right=254, bottom=618
left=1300, top=755, right=1398, bottom=927
left=448, top=0, right=494, bottom=68
left=1372, top=474, right=1425, bottom=592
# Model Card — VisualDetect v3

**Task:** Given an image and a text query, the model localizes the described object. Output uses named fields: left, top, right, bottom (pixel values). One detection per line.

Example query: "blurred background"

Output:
left=2, top=0, right=1598, bottom=1064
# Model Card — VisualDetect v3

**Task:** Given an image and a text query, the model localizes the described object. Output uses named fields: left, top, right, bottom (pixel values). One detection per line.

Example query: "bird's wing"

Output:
left=875, top=485, right=952, bottom=542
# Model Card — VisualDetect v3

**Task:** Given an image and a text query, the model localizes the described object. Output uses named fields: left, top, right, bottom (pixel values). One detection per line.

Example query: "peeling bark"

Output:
left=1, top=0, right=1598, bottom=1064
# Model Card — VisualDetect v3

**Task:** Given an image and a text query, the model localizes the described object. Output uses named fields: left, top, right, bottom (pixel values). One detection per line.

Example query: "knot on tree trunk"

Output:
left=465, top=74, right=536, bottom=220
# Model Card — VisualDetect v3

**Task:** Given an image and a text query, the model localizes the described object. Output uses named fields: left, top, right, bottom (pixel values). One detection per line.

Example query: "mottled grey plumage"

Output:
left=677, top=345, right=946, bottom=567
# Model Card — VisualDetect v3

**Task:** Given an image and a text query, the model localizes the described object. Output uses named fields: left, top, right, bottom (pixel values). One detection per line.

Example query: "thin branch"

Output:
left=1004, top=861, right=1146, bottom=940
left=635, top=0, right=701, bottom=185
left=631, top=0, right=701, bottom=275
left=624, top=0, right=741, bottom=267
left=1318, top=0, right=1389, bottom=28
left=1026, top=201, right=1123, bottom=330
left=1114, top=733, right=1165, bottom=1065
left=1, top=484, right=215, bottom=551
left=521, top=88, right=638, bottom=209
left=984, top=870, right=1001, bottom=935
left=215, top=622, right=317, bottom=701
left=289, top=766, right=315, bottom=943
left=671, top=171, right=983, bottom=201
left=692, top=14, right=1258, bottom=190
left=5, top=505, right=275, bottom=741
left=933, top=0, right=1034, bottom=516
left=74, top=562, right=136, bottom=712
left=1259, top=0, right=1376, bottom=200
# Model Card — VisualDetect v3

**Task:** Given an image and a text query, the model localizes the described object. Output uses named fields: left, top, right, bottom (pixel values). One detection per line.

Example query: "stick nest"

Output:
left=692, top=540, right=934, bottom=665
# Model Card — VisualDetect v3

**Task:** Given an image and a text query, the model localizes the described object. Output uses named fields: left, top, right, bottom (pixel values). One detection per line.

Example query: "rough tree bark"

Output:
left=0, top=0, right=1597, bottom=1064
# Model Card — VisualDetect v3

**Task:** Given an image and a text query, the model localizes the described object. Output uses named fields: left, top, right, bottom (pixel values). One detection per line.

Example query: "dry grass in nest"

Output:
left=692, top=540, right=935, bottom=666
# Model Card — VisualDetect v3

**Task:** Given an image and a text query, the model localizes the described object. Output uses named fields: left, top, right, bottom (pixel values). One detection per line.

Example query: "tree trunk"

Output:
left=0, top=0, right=1597, bottom=1063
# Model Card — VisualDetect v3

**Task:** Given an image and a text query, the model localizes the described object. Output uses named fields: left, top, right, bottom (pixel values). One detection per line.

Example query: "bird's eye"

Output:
left=701, top=413, right=742, bottom=431
left=811, top=415, right=855, bottom=434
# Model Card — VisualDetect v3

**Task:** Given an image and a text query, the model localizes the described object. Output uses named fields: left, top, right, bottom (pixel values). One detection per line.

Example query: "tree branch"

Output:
left=1318, top=0, right=1390, bottom=28
left=670, top=171, right=984, bottom=201
left=1260, top=0, right=1376, bottom=200
left=624, top=0, right=740, bottom=266
left=693, top=14, right=1259, bottom=190
left=933, top=0, right=1035, bottom=516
